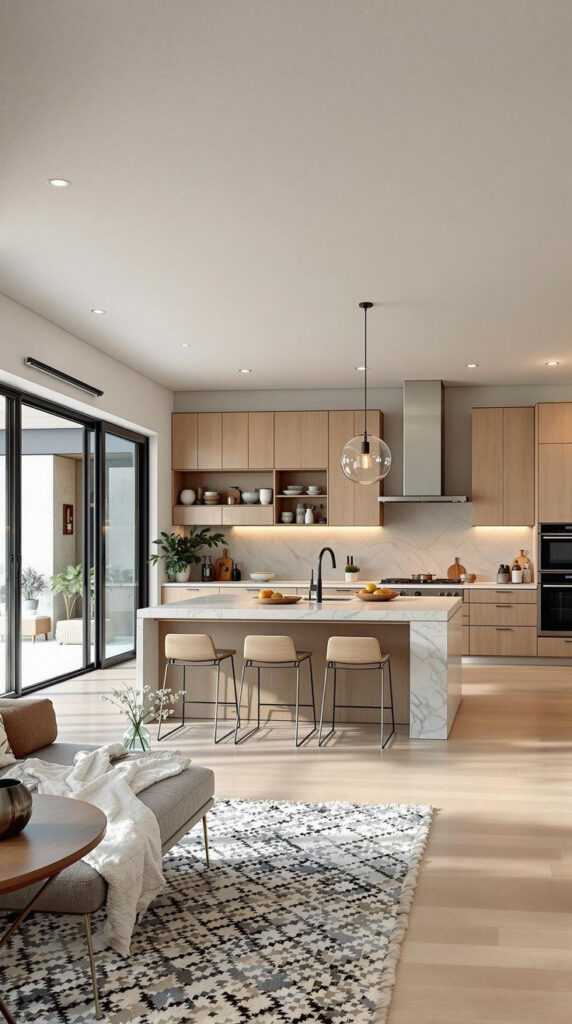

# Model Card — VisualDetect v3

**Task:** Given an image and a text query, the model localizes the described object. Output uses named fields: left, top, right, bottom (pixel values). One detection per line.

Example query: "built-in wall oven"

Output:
left=539, top=524, right=572, bottom=635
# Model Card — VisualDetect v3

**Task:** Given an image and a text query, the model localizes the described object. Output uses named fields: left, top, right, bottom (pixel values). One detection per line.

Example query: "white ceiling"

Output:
left=2, top=0, right=572, bottom=391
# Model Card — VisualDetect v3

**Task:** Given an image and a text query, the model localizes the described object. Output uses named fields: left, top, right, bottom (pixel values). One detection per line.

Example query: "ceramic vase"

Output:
left=174, top=566, right=192, bottom=583
left=0, top=779, right=33, bottom=839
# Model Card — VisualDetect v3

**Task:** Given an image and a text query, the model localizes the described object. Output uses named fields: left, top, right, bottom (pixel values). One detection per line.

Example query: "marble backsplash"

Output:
left=207, top=504, right=535, bottom=583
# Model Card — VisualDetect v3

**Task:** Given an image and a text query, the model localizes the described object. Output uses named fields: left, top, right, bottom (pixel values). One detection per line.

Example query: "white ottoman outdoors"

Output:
left=55, top=619, right=115, bottom=644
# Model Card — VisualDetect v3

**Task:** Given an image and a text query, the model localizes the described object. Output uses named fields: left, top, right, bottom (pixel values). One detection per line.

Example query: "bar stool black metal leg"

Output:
left=318, top=663, right=330, bottom=745
left=332, top=668, right=337, bottom=731
left=214, top=656, right=240, bottom=744
left=308, top=658, right=317, bottom=729
left=380, top=663, right=385, bottom=751
left=381, top=657, right=395, bottom=750
left=157, top=660, right=187, bottom=741
left=234, top=661, right=260, bottom=744
left=295, top=659, right=317, bottom=747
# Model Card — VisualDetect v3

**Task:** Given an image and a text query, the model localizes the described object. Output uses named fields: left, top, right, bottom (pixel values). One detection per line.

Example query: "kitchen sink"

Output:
left=302, top=596, right=354, bottom=602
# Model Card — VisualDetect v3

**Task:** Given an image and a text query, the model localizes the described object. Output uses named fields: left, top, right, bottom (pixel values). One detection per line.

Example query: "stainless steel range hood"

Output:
left=379, top=380, right=468, bottom=503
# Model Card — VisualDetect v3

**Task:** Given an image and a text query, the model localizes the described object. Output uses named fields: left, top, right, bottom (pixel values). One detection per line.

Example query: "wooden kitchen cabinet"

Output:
left=161, top=586, right=219, bottom=603
left=173, top=505, right=222, bottom=526
left=197, top=413, right=222, bottom=469
left=172, top=413, right=198, bottom=469
left=274, top=411, right=328, bottom=469
left=537, top=402, right=572, bottom=443
left=222, top=413, right=248, bottom=469
left=470, top=626, right=537, bottom=657
left=248, top=412, right=274, bottom=468
left=538, top=443, right=572, bottom=521
left=472, top=407, right=534, bottom=526
left=328, top=410, right=383, bottom=527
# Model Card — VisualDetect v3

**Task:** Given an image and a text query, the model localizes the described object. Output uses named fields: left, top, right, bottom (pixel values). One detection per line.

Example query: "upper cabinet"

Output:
left=274, top=411, right=328, bottom=468
left=537, top=402, right=572, bottom=521
left=172, top=413, right=198, bottom=470
left=472, top=406, right=534, bottom=526
left=328, top=410, right=384, bottom=527
left=222, top=413, right=248, bottom=469
left=248, top=412, right=274, bottom=468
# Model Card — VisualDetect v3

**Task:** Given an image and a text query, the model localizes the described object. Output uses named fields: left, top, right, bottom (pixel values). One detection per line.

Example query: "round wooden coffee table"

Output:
left=0, top=795, right=107, bottom=1023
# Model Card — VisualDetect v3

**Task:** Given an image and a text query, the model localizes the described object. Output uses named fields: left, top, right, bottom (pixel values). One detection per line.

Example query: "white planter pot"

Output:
left=174, top=567, right=192, bottom=583
left=345, top=572, right=359, bottom=583
left=22, top=599, right=39, bottom=615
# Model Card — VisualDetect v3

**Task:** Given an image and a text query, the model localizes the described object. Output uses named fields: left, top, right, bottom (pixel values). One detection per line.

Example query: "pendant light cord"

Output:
left=363, top=304, right=368, bottom=441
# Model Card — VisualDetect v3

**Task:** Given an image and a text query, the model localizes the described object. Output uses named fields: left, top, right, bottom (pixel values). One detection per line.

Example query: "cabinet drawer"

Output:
left=221, top=506, right=274, bottom=526
left=470, top=604, right=537, bottom=627
left=537, top=636, right=572, bottom=658
left=469, top=626, right=537, bottom=657
left=161, top=586, right=219, bottom=603
left=173, top=506, right=223, bottom=526
left=468, top=589, right=536, bottom=604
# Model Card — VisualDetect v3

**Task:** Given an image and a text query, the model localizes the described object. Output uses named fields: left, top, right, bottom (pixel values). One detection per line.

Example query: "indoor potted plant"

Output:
left=345, top=559, right=360, bottom=583
left=21, top=567, right=47, bottom=615
left=101, top=684, right=182, bottom=752
left=149, top=527, right=226, bottom=582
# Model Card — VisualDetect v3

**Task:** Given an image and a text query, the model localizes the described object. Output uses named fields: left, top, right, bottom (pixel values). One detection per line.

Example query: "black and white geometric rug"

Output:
left=4, top=798, right=432, bottom=1023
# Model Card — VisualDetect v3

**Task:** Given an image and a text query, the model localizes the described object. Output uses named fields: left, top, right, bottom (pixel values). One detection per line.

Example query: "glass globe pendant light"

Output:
left=340, top=301, right=392, bottom=485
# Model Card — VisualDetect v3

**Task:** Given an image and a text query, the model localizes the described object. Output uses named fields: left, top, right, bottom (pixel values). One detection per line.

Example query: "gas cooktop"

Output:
left=379, top=577, right=456, bottom=586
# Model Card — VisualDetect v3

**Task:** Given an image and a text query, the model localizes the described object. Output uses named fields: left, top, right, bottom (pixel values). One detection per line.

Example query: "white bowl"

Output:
left=284, top=486, right=304, bottom=494
left=281, top=513, right=294, bottom=523
left=242, top=492, right=259, bottom=504
left=250, top=572, right=275, bottom=583
left=203, top=491, right=219, bottom=497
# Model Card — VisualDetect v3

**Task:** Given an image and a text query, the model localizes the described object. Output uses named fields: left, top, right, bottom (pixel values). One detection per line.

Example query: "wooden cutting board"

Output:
left=447, top=557, right=466, bottom=580
left=511, top=548, right=531, bottom=570
left=214, top=548, right=233, bottom=582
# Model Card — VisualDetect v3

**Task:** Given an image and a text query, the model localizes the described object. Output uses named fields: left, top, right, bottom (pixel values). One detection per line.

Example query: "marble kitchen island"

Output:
left=137, top=593, right=462, bottom=739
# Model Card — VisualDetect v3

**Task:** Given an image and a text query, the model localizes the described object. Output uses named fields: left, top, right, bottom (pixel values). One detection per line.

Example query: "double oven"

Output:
left=539, top=524, right=572, bottom=635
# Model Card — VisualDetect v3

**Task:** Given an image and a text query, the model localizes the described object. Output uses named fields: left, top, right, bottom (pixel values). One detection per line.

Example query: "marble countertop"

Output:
left=139, top=593, right=462, bottom=621
left=162, top=579, right=537, bottom=591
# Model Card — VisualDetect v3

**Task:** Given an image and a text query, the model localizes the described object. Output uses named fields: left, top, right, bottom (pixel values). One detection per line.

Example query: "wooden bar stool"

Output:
left=236, top=635, right=317, bottom=747
left=318, top=636, right=395, bottom=751
left=158, top=633, right=240, bottom=743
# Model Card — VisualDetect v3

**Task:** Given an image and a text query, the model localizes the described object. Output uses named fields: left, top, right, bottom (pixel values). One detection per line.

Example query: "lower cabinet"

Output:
left=466, top=589, right=538, bottom=656
left=537, top=636, right=572, bottom=657
left=470, top=626, right=537, bottom=657
left=161, top=586, right=219, bottom=603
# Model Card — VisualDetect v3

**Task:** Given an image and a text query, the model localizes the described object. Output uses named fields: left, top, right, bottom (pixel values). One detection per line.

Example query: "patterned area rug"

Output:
left=4, top=798, right=432, bottom=1023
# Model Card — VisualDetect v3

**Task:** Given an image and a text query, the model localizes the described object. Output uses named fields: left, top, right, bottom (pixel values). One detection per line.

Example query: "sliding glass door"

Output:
left=0, top=386, right=148, bottom=694
left=100, top=425, right=147, bottom=667
left=20, top=403, right=95, bottom=690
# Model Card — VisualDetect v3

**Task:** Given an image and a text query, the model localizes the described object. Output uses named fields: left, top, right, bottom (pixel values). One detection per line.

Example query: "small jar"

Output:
left=304, top=506, right=314, bottom=525
left=497, top=564, right=510, bottom=584
left=511, top=566, right=523, bottom=584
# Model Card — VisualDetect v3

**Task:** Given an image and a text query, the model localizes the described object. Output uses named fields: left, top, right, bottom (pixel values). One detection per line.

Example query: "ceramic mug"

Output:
left=259, top=488, right=273, bottom=505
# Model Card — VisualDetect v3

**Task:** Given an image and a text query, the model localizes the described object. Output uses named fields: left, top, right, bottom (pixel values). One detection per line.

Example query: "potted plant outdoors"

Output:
left=21, top=567, right=47, bottom=615
left=149, top=527, right=226, bottom=583
left=50, top=564, right=94, bottom=620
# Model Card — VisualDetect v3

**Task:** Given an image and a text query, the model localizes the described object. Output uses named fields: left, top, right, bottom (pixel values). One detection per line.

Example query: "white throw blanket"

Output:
left=10, top=744, right=190, bottom=956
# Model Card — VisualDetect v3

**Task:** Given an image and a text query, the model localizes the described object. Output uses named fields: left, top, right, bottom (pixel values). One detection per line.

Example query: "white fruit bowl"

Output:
left=249, top=572, right=275, bottom=583
left=242, top=492, right=259, bottom=504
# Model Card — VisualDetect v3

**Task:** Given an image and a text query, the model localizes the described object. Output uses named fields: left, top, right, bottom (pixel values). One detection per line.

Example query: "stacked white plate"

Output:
left=283, top=485, right=304, bottom=494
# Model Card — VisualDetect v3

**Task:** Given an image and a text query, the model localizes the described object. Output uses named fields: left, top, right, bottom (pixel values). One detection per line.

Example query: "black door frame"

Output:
left=0, top=383, right=149, bottom=694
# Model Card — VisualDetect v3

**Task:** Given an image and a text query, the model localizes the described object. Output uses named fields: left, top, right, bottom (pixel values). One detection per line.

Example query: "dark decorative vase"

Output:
left=0, top=778, right=33, bottom=839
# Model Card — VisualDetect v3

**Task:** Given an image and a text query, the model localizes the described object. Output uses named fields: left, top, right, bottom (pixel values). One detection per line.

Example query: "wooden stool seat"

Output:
left=236, top=635, right=316, bottom=747
left=158, top=633, right=240, bottom=744
left=319, top=635, right=395, bottom=751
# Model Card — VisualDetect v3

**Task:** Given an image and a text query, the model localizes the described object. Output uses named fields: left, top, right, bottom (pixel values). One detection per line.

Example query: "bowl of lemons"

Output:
left=356, top=583, right=399, bottom=602
left=255, top=589, right=301, bottom=605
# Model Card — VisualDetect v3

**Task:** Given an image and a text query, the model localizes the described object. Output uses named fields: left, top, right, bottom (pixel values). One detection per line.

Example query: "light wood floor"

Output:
left=45, top=662, right=572, bottom=1024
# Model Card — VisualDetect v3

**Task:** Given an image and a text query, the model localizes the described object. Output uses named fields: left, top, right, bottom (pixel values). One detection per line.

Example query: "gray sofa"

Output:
left=0, top=698, right=215, bottom=1019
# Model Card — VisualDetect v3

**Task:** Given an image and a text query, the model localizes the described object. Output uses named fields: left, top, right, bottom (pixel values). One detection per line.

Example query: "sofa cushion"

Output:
left=0, top=699, right=57, bottom=758
left=0, top=714, right=15, bottom=767
left=0, top=859, right=107, bottom=915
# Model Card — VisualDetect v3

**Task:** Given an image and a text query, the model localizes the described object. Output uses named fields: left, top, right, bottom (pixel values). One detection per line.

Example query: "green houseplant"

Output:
left=50, top=564, right=95, bottom=619
left=21, top=567, right=47, bottom=614
left=149, top=528, right=226, bottom=582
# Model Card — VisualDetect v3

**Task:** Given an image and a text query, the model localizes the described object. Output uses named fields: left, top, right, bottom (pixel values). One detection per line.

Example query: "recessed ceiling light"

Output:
left=90, top=308, right=106, bottom=315
left=466, top=362, right=479, bottom=368
left=181, top=343, right=190, bottom=349
left=355, top=365, right=368, bottom=372
left=238, top=368, right=252, bottom=374
left=47, top=178, right=71, bottom=187
left=546, top=360, right=560, bottom=367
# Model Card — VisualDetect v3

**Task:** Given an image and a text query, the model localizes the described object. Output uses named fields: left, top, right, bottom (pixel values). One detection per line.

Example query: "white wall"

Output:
left=0, top=293, right=174, bottom=598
